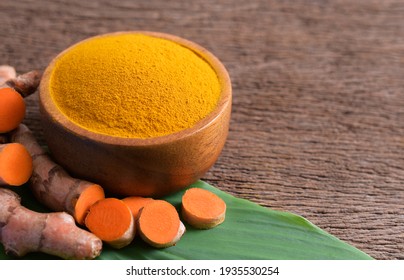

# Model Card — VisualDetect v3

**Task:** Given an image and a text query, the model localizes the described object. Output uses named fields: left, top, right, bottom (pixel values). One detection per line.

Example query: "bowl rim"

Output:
left=39, top=31, right=232, bottom=147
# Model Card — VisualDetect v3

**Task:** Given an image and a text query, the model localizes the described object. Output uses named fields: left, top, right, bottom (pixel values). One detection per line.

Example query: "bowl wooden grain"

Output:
left=39, top=31, right=232, bottom=197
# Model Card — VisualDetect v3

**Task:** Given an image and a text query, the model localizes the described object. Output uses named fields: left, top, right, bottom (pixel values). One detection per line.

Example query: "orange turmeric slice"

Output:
left=0, top=143, right=33, bottom=186
left=137, top=200, right=185, bottom=248
left=72, top=184, right=105, bottom=225
left=181, top=188, right=226, bottom=229
left=85, top=198, right=135, bottom=249
left=122, top=196, right=154, bottom=218
left=0, top=88, right=26, bottom=133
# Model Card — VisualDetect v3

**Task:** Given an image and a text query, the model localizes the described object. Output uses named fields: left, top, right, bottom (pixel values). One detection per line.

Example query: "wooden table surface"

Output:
left=1, top=0, right=403, bottom=260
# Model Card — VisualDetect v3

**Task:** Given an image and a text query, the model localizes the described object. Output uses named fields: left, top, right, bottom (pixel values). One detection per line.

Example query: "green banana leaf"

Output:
left=0, top=180, right=372, bottom=260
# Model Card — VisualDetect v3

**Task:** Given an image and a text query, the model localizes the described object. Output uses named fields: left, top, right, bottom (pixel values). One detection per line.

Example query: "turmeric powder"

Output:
left=49, top=33, right=221, bottom=138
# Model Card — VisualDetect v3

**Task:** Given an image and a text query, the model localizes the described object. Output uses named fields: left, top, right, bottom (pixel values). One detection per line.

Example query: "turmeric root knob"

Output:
left=181, top=188, right=226, bottom=229
left=85, top=198, right=135, bottom=249
left=0, top=143, right=33, bottom=186
left=10, top=124, right=105, bottom=224
left=4, top=69, right=42, bottom=98
left=0, top=188, right=102, bottom=259
left=0, top=65, right=16, bottom=85
left=137, top=200, right=185, bottom=248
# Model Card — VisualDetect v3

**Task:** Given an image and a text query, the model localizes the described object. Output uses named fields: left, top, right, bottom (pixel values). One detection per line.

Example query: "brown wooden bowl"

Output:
left=39, top=31, right=232, bottom=197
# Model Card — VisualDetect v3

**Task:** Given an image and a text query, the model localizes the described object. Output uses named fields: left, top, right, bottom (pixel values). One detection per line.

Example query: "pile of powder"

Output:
left=49, top=33, right=221, bottom=139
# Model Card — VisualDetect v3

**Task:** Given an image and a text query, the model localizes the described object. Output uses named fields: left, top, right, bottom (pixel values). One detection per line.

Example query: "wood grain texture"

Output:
left=1, top=0, right=403, bottom=259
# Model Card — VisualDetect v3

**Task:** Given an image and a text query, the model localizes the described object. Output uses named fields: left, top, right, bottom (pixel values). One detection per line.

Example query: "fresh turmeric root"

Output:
left=1, top=66, right=41, bottom=140
left=0, top=68, right=42, bottom=98
left=181, top=188, right=226, bottom=229
left=122, top=196, right=154, bottom=218
left=85, top=198, right=135, bottom=249
left=0, top=143, right=33, bottom=186
left=0, top=88, right=26, bottom=133
left=10, top=124, right=105, bottom=225
left=0, top=188, right=102, bottom=259
left=137, top=200, right=185, bottom=248
left=0, top=65, right=16, bottom=85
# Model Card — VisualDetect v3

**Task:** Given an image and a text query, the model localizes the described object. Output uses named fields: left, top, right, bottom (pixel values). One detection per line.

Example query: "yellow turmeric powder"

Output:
left=49, top=33, right=221, bottom=138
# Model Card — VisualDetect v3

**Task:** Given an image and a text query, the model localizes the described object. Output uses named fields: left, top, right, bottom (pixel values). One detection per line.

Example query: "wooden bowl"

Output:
left=39, top=31, right=232, bottom=197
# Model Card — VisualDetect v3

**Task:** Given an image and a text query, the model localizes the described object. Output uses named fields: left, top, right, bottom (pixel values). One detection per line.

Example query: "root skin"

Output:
left=0, top=65, right=16, bottom=85
left=3, top=70, right=42, bottom=98
left=10, top=124, right=104, bottom=224
left=0, top=188, right=102, bottom=259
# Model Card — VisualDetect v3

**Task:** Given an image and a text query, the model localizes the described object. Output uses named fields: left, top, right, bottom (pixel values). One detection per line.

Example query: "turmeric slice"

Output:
left=137, top=200, right=185, bottom=248
left=70, top=183, right=106, bottom=225
left=122, top=196, right=154, bottom=218
left=181, top=188, right=226, bottom=229
left=0, top=88, right=26, bottom=133
left=85, top=198, right=135, bottom=249
left=0, top=188, right=102, bottom=259
left=10, top=124, right=105, bottom=224
left=0, top=143, right=33, bottom=186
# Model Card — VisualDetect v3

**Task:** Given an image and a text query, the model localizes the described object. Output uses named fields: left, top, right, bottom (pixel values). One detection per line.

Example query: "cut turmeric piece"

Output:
left=85, top=198, right=135, bottom=249
left=137, top=200, right=185, bottom=248
left=72, top=184, right=106, bottom=225
left=122, top=196, right=154, bottom=218
left=0, top=88, right=26, bottom=133
left=0, top=143, right=33, bottom=186
left=10, top=124, right=105, bottom=225
left=181, top=188, right=226, bottom=229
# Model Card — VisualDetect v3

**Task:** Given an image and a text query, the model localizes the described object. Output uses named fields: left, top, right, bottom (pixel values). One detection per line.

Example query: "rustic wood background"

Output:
left=1, top=0, right=403, bottom=260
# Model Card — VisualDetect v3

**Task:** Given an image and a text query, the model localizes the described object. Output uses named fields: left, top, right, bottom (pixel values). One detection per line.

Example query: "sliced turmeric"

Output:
left=137, top=200, right=185, bottom=248
left=181, top=188, right=226, bottom=229
left=122, top=196, right=154, bottom=218
left=0, top=143, right=33, bottom=186
left=72, top=183, right=106, bottom=225
left=0, top=88, right=26, bottom=133
left=10, top=124, right=105, bottom=224
left=0, top=188, right=102, bottom=259
left=85, top=198, right=135, bottom=249
left=0, top=69, right=41, bottom=134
